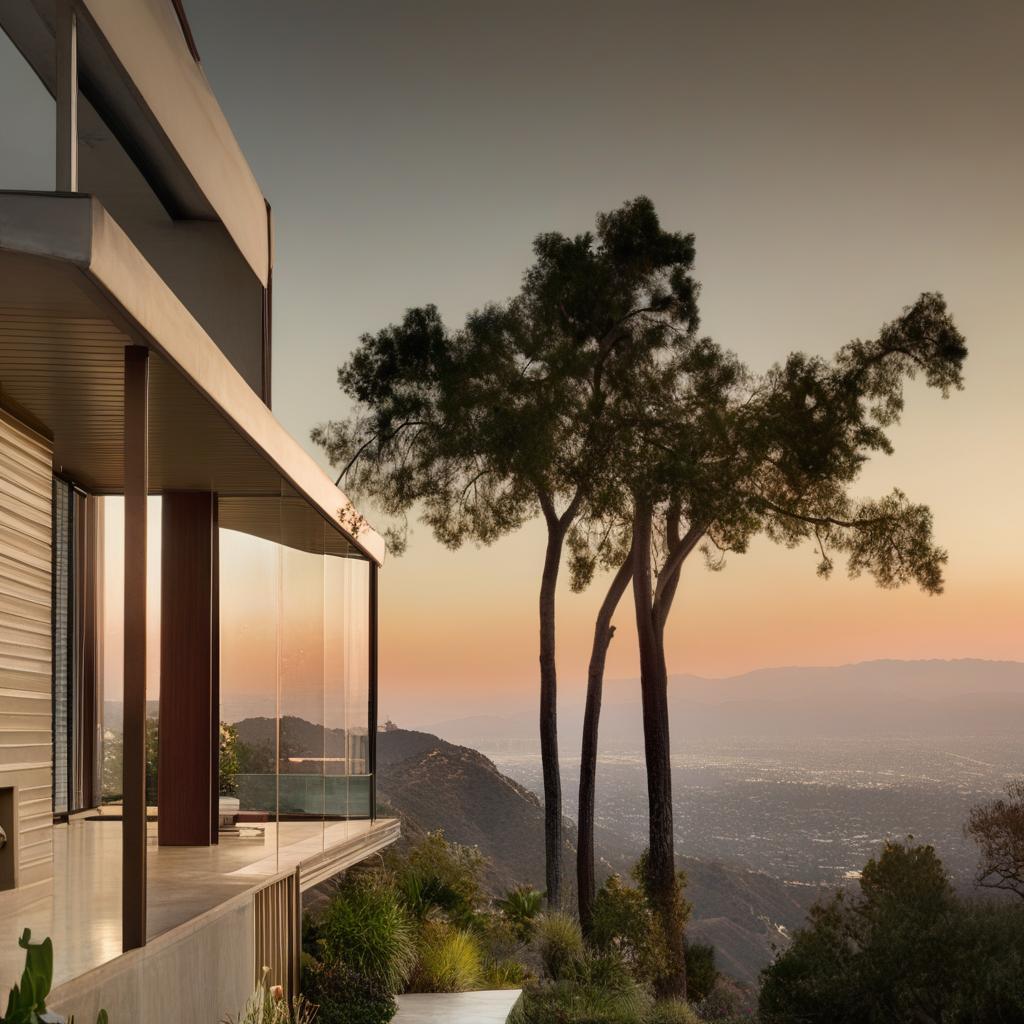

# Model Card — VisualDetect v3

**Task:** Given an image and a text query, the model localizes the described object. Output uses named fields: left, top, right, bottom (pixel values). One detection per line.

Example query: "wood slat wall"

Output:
left=0, top=409, right=53, bottom=888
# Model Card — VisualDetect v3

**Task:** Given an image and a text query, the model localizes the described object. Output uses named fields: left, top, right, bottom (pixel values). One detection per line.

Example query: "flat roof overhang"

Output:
left=0, top=191, right=384, bottom=564
left=0, top=0, right=270, bottom=284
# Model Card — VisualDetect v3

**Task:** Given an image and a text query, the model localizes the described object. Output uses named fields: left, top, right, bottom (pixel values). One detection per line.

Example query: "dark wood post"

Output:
left=122, top=345, right=149, bottom=951
left=158, top=492, right=218, bottom=846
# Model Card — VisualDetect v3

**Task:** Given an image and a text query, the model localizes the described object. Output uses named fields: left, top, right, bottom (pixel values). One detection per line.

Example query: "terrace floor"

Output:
left=0, top=812, right=398, bottom=991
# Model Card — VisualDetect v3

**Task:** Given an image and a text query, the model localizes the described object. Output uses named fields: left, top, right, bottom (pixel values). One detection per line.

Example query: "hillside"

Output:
left=426, top=658, right=1024, bottom=745
left=376, top=728, right=813, bottom=985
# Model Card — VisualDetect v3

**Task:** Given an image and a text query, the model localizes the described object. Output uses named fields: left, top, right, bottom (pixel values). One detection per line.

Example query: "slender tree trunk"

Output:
left=539, top=522, right=566, bottom=908
left=632, top=500, right=687, bottom=998
left=578, top=548, right=634, bottom=935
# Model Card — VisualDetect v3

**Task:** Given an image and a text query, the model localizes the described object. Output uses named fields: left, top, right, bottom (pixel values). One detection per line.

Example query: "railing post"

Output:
left=123, top=345, right=149, bottom=951
left=55, top=0, right=78, bottom=191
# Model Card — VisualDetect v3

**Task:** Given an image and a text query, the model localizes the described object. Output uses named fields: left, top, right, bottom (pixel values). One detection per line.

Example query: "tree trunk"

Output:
left=632, top=501, right=687, bottom=998
left=578, top=549, right=634, bottom=935
left=539, top=523, right=565, bottom=908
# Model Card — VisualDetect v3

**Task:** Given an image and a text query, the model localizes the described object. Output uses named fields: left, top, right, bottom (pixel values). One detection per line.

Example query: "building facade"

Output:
left=0, top=2, right=396, bottom=1019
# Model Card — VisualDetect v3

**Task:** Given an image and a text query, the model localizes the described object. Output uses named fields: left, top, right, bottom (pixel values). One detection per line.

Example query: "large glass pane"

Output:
left=324, top=552, right=350, bottom=843
left=97, top=496, right=161, bottom=809
left=219, top=520, right=280, bottom=867
left=278, top=498, right=325, bottom=855
left=0, top=29, right=55, bottom=190
left=345, top=559, right=372, bottom=821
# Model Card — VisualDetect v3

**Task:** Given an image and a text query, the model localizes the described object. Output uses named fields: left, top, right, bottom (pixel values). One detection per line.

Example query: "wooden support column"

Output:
left=123, top=345, right=148, bottom=952
left=55, top=0, right=78, bottom=191
left=158, top=492, right=218, bottom=846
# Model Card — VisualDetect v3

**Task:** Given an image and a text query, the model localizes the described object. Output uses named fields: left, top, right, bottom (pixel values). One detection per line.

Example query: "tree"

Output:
left=965, top=778, right=1024, bottom=898
left=314, top=198, right=700, bottom=907
left=571, top=291, right=967, bottom=992
left=759, top=839, right=1024, bottom=1024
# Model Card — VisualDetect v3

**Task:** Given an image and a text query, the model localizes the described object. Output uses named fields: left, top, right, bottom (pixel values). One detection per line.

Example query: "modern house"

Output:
left=0, top=1, right=396, bottom=1019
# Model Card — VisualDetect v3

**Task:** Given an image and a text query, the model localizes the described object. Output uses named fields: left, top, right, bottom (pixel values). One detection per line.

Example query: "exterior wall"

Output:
left=0, top=407, right=53, bottom=889
left=75, top=96, right=269, bottom=399
left=49, top=895, right=256, bottom=1024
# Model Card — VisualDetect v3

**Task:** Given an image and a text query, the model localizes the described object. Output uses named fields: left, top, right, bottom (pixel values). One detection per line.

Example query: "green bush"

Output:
left=495, top=885, right=544, bottom=942
left=682, top=942, right=717, bottom=1004
left=693, top=975, right=749, bottom=1021
left=759, top=839, right=1024, bottom=1023
left=534, top=912, right=585, bottom=981
left=480, top=957, right=530, bottom=989
left=317, top=872, right=416, bottom=992
left=386, top=831, right=485, bottom=928
left=409, top=921, right=483, bottom=993
left=591, top=873, right=668, bottom=984
left=647, top=999, right=700, bottom=1024
left=303, top=959, right=396, bottom=1024
left=509, top=978, right=652, bottom=1024
left=564, top=948, right=636, bottom=993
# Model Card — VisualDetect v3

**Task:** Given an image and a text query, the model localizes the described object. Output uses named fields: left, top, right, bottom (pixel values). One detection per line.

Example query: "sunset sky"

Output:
left=181, top=0, right=1023, bottom=725
left=5, top=4, right=1018, bottom=726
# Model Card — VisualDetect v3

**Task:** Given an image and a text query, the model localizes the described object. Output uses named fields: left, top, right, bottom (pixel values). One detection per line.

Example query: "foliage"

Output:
left=647, top=999, right=700, bottom=1024
left=479, top=957, right=530, bottom=990
left=408, top=922, right=483, bottom=993
left=534, top=912, right=585, bottom=981
left=965, top=777, right=1024, bottom=898
left=509, top=975, right=652, bottom=1024
left=759, top=838, right=1024, bottom=1023
left=3, top=930, right=54, bottom=1024
left=495, top=885, right=544, bottom=942
left=218, top=721, right=241, bottom=797
left=591, top=873, right=668, bottom=984
left=317, top=872, right=416, bottom=993
left=692, top=975, right=749, bottom=1022
left=681, top=944, right=717, bottom=1005
left=385, top=830, right=485, bottom=928
left=302, top=959, right=395, bottom=1024
left=2, top=929, right=107, bottom=1024
left=223, top=968, right=316, bottom=1024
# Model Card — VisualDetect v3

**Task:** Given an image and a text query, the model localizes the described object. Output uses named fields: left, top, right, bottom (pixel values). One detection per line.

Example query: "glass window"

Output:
left=219, top=520, right=280, bottom=864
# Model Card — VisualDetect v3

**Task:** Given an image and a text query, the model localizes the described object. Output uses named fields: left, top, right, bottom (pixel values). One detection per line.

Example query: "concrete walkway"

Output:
left=394, top=990, right=521, bottom=1023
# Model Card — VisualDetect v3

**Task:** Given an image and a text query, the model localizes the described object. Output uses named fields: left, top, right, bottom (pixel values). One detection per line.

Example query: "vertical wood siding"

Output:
left=0, top=409, right=53, bottom=887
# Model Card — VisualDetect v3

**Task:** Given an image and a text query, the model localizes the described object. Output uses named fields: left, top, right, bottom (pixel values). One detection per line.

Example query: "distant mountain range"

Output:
left=371, top=726, right=814, bottom=988
left=426, top=659, right=1024, bottom=747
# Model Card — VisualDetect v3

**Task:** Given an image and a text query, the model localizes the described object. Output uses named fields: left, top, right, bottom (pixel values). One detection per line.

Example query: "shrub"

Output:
left=386, top=831, right=486, bottom=928
left=647, top=999, right=701, bottom=1024
left=534, top=912, right=585, bottom=981
left=409, top=921, right=483, bottom=993
left=303, top=959, right=396, bottom=1024
left=508, top=979, right=652, bottom=1024
left=682, top=942, right=718, bottom=1004
left=495, top=885, right=544, bottom=942
left=318, top=872, right=416, bottom=992
left=564, top=947, right=636, bottom=993
left=225, top=967, right=316, bottom=1024
left=480, top=957, right=531, bottom=989
left=591, top=873, right=668, bottom=984
left=693, top=976, right=749, bottom=1021
left=758, top=839, right=1024, bottom=1023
